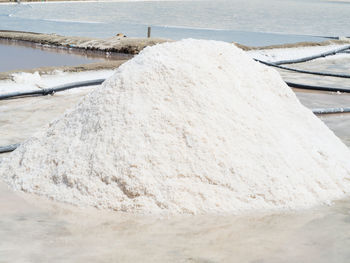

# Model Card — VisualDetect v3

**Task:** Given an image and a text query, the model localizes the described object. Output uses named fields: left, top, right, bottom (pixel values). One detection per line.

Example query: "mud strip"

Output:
left=0, top=60, right=128, bottom=80
left=0, top=30, right=169, bottom=55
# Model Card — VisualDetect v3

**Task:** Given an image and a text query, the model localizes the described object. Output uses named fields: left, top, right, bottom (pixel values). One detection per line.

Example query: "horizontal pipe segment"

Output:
left=0, top=143, right=20, bottom=154
left=286, top=81, right=350, bottom=93
left=312, top=107, right=350, bottom=114
left=273, top=45, right=350, bottom=65
left=0, top=79, right=106, bottom=100
left=256, top=59, right=350, bottom=79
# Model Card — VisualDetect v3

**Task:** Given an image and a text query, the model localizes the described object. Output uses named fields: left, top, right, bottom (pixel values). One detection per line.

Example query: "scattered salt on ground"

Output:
left=0, top=70, right=114, bottom=93
left=1, top=39, right=350, bottom=215
left=11, top=72, right=43, bottom=86
left=248, top=44, right=350, bottom=63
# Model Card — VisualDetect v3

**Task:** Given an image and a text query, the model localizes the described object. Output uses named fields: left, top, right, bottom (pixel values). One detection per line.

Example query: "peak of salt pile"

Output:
left=1, top=39, right=350, bottom=214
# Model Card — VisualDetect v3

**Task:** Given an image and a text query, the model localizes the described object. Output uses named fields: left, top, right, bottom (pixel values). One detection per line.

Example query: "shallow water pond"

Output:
left=0, top=39, right=108, bottom=72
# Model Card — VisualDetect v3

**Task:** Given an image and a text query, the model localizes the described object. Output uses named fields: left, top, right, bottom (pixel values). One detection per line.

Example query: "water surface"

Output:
left=2, top=0, right=349, bottom=45
left=0, top=39, right=106, bottom=72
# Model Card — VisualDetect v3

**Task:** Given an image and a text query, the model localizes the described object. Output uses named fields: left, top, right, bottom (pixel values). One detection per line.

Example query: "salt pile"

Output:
left=1, top=39, right=350, bottom=214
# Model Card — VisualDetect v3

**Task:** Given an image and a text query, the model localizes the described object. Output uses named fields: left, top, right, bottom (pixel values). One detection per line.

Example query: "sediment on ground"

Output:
left=2, top=30, right=350, bottom=54
left=0, top=0, right=88, bottom=2
left=0, top=30, right=170, bottom=54
left=0, top=60, right=127, bottom=80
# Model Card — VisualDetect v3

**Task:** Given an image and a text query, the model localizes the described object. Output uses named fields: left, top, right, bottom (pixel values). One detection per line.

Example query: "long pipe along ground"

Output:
left=255, top=44, right=350, bottom=78
left=256, top=59, right=350, bottom=79
left=0, top=79, right=105, bottom=100
left=1, top=78, right=350, bottom=101
left=271, top=44, right=350, bottom=65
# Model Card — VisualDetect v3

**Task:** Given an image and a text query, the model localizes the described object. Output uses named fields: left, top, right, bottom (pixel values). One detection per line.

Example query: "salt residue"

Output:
left=0, top=70, right=114, bottom=93
left=248, top=44, right=350, bottom=63
left=12, top=71, right=42, bottom=85
left=1, top=39, right=350, bottom=215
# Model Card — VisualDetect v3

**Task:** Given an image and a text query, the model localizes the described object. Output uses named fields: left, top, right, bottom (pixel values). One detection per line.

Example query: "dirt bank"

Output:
left=2, top=30, right=350, bottom=54
left=0, top=60, right=127, bottom=80
left=0, top=0, right=108, bottom=2
left=0, top=30, right=169, bottom=54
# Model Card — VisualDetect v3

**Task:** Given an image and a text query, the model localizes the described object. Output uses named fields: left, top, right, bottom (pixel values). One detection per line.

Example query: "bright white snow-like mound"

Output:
left=1, top=39, right=350, bottom=214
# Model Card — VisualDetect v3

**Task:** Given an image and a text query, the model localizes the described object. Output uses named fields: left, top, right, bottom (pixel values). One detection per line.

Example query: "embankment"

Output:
left=0, top=30, right=169, bottom=54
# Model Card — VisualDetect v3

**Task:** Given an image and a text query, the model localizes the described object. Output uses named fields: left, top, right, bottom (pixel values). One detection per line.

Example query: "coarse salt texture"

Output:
left=1, top=39, right=350, bottom=214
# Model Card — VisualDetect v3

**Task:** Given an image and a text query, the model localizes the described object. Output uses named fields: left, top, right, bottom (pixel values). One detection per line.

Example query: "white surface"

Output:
left=0, top=0, right=195, bottom=5
left=248, top=44, right=350, bottom=63
left=0, top=70, right=114, bottom=93
left=1, top=39, right=350, bottom=215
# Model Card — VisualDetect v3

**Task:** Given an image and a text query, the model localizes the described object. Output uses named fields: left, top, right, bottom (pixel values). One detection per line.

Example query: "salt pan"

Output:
left=1, top=39, right=350, bottom=214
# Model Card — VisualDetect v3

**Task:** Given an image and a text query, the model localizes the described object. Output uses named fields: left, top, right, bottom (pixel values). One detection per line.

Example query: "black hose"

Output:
left=273, top=45, right=350, bottom=65
left=312, top=107, right=350, bottom=114
left=0, top=79, right=105, bottom=100
left=0, top=143, right=20, bottom=154
left=286, top=81, right=350, bottom=93
left=256, top=59, right=350, bottom=79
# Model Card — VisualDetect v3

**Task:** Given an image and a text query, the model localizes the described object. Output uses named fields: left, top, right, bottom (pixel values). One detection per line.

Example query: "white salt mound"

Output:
left=1, top=39, right=350, bottom=214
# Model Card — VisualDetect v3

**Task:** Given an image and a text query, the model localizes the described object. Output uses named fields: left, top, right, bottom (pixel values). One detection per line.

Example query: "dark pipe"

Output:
left=0, top=143, right=20, bottom=154
left=312, top=107, right=350, bottom=114
left=286, top=81, right=350, bottom=93
left=273, top=45, right=350, bottom=65
left=256, top=59, right=350, bottom=79
left=0, top=79, right=105, bottom=100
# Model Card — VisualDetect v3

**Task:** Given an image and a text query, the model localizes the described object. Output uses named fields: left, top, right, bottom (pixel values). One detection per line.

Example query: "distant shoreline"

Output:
left=0, top=0, right=181, bottom=3
left=0, top=0, right=78, bottom=2
left=0, top=30, right=168, bottom=54
left=1, top=30, right=349, bottom=53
